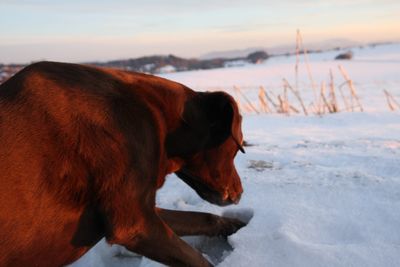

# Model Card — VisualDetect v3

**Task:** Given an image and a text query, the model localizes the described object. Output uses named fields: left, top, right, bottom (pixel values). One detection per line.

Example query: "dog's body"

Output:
left=0, top=62, right=244, bottom=267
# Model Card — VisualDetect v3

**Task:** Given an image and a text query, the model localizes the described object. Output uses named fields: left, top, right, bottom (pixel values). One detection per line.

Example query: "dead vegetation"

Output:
left=229, top=30, right=376, bottom=115
left=383, top=90, right=400, bottom=111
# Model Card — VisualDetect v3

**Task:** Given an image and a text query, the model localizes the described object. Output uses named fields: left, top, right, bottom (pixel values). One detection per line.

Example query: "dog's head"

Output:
left=166, top=91, right=244, bottom=206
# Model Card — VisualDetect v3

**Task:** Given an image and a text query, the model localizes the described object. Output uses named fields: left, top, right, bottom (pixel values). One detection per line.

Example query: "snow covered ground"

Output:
left=71, top=43, right=400, bottom=267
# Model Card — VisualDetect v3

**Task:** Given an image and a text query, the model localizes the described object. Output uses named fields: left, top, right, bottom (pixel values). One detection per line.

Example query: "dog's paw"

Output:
left=215, top=216, right=247, bottom=237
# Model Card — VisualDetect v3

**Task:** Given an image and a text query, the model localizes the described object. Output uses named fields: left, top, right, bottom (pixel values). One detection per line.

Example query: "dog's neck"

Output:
left=103, top=67, right=194, bottom=134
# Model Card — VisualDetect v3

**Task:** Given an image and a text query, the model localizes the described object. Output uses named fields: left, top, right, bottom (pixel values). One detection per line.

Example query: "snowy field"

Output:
left=71, top=43, right=400, bottom=267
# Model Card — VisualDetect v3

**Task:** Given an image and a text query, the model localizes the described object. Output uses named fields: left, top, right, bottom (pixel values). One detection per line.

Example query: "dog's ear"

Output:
left=166, top=91, right=235, bottom=157
left=199, top=92, right=234, bottom=148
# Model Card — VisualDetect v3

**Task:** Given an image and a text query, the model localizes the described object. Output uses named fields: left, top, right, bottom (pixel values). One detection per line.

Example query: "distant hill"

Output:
left=200, top=47, right=266, bottom=60
left=201, top=39, right=362, bottom=59
left=89, top=50, right=269, bottom=74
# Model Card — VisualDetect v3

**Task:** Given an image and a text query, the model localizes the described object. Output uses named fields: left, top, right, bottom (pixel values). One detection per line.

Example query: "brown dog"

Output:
left=0, top=61, right=245, bottom=267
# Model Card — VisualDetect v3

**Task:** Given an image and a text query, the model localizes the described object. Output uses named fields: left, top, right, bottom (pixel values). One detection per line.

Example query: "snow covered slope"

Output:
left=71, top=43, right=400, bottom=267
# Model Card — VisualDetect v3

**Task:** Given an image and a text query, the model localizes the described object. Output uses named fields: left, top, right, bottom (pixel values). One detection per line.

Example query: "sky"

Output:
left=0, top=0, right=399, bottom=63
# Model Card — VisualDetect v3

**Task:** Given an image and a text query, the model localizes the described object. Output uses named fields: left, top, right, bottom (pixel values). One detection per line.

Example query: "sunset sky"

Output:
left=0, top=0, right=399, bottom=63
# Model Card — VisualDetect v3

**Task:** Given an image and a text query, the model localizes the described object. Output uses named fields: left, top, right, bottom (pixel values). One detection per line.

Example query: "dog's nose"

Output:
left=223, top=190, right=229, bottom=201
left=233, top=182, right=243, bottom=204
left=230, top=191, right=242, bottom=204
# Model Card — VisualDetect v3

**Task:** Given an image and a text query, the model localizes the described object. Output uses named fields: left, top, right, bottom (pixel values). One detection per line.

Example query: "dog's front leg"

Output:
left=107, top=206, right=212, bottom=267
left=106, top=189, right=212, bottom=267
left=157, top=208, right=246, bottom=237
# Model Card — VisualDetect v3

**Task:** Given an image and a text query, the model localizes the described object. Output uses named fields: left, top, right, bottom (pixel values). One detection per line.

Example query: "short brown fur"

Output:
left=0, top=62, right=245, bottom=267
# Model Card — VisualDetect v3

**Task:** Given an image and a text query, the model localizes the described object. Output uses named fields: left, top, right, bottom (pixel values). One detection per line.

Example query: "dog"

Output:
left=0, top=61, right=245, bottom=267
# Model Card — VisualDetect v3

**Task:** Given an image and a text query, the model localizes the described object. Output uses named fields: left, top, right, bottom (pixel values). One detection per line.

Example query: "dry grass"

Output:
left=229, top=30, right=372, bottom=116
left=384, top=90, right=400, bottom=111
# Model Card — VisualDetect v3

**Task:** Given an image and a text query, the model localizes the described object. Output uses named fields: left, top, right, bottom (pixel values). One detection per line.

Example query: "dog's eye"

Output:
left=237, top=144, right=245, bottom=154
left=232, top=135, right=245, bottom=154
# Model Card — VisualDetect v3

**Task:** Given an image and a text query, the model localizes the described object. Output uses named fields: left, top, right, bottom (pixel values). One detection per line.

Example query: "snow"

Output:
left=220, top=113, right=400, bottom=267
left=70, top=43, right=400, bottom=267
left=224, top=60, right=250, bottom=68
left=156, top=65, right=176, bottom=74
